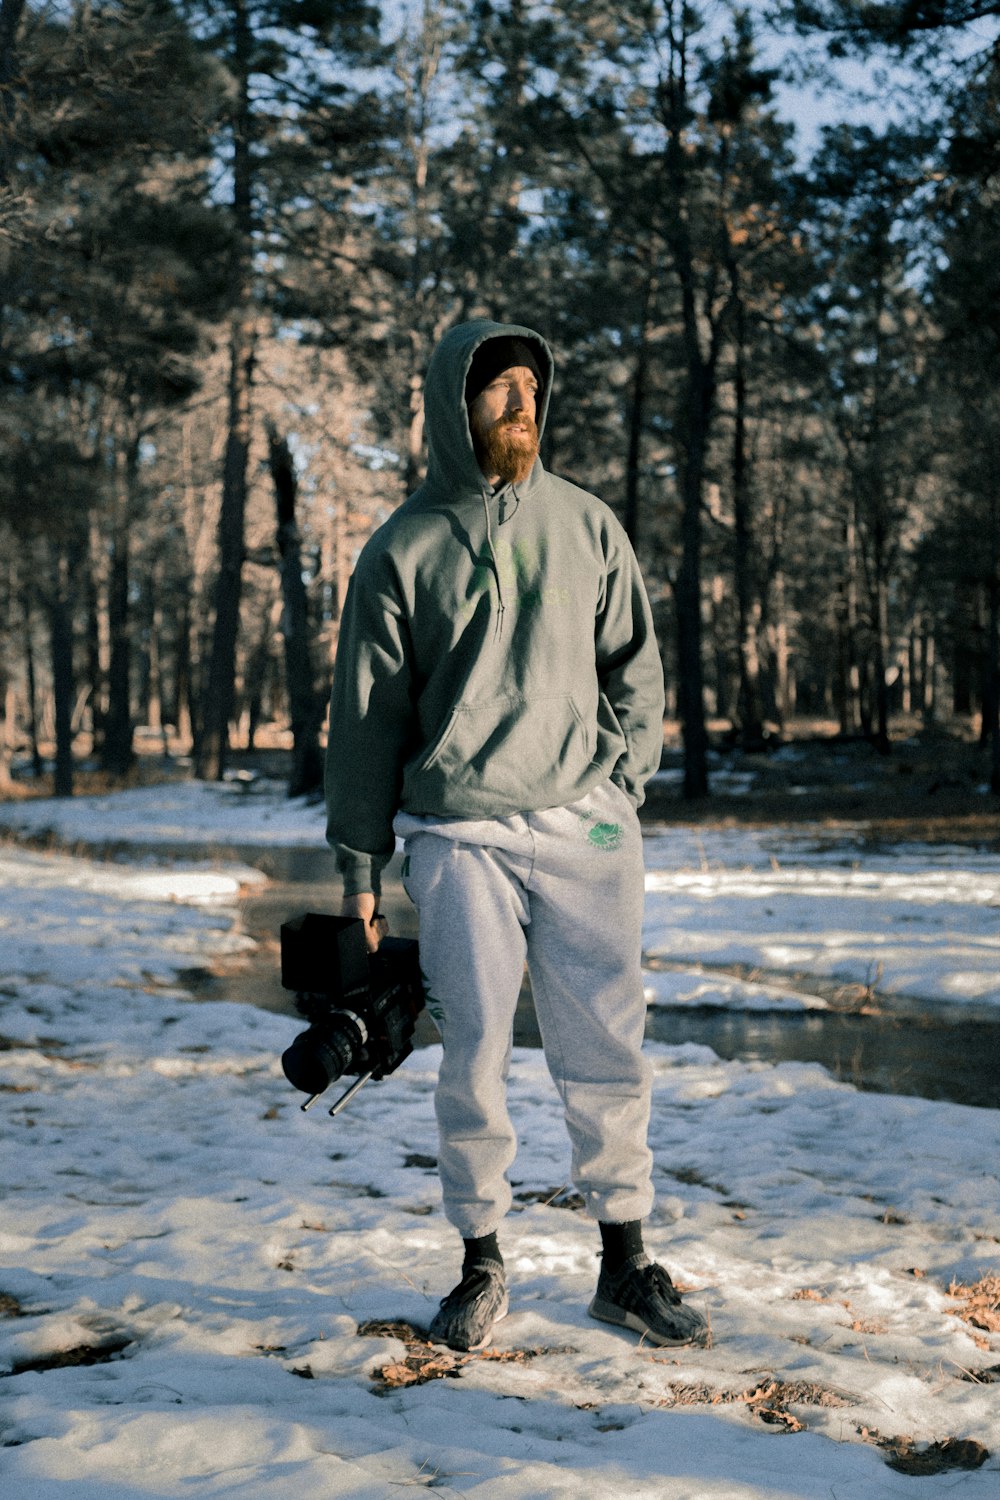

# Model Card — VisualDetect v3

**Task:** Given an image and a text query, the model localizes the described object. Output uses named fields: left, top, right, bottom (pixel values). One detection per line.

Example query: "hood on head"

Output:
left=422, top=319, right=554, bottom=495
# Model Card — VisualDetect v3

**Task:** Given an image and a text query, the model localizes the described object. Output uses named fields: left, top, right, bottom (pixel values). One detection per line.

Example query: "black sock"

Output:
left=598, top=1219, right=644, bottom=1272
left=462, top=1231, right=502, bottom=1270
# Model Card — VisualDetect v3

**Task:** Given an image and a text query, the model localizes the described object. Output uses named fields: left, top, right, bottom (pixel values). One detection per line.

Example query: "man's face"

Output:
left=468, top=364, right=540, bottom=485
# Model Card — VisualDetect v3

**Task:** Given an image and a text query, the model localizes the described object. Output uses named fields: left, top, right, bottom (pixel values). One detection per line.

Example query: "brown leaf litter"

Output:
left=947, top=1275, right=1000, bottom=1336
left=858, top=1428, right=990, bottom=1476
left=653, top=1375, right=855, bottom=1433
left=358, top=1319, right=577, bottom=1394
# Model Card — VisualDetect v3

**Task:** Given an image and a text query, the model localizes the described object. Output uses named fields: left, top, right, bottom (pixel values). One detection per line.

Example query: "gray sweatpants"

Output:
left=394, top=780, right=654, bottom=1238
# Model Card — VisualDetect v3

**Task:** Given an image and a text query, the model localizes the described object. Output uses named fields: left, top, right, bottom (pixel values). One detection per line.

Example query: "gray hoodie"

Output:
left=325, top=319, right=665, bottom=896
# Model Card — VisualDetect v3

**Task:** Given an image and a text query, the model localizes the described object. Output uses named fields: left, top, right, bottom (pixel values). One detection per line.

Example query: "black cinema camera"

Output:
left=279, top=913, right=424, bottom=1116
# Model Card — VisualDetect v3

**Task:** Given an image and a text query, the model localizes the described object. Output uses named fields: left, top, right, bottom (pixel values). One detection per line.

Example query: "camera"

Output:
left=279, top=913, right=424, bottom=1115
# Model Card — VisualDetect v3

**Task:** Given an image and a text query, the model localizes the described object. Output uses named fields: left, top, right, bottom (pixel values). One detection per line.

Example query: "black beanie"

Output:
left=465, top=336, right=543, bottom=405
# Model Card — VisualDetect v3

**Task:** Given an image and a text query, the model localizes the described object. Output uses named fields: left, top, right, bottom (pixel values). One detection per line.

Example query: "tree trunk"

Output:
left=0, top=682, right=12, bottom=794
left=195, top=0, right=255, bottom=781
left=48, top=545, right=75, bottom=797
left=101, top=527, right=133, bottom=774
left=770, top=567, right=790, bottom=729
left=101, top=445, right=137, bottom=776
left=664, top=98, right=716, bottom=798
left=0, top=584, right=11, bottom=791
left=146, top=564, right=170, bottom=756
left=675, top=397, right=710, bottom=797
left=175, top=597, right=194, bottom=749
left=196, top=315, right=255, bottom=779
left=922, top=628, right=937, bottom=724
left=0, top=0, right=27, bottom=190
left=987, top=507, right=1000, bottom=794
left=243, top=605, right=277, bottom=754
left=843, top=501, right=863, bottom=734
left=268, top=423, right=324, bottom=797
left=730, top=271, right=765, bottom=748
left=873, top=562, right=892, bottom=755
left=624, top=269, right=654, bottom=548
left=22, top=584, right=43, bottom=777
left=709, top=573, right=730, bottom=721
left=85, top=513, right=109, bottom=752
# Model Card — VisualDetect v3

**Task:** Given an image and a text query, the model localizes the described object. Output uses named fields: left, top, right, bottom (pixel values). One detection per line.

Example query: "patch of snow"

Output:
left=0, top=788, right=998, bottom=1495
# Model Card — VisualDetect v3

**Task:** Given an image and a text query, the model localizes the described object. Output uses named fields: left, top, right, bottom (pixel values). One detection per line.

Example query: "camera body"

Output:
left=279, top=913, right=424, bottom=1113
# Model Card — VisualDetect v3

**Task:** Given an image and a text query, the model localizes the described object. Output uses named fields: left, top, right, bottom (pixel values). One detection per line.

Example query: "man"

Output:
left=325, top=319, right=707, bottom=1352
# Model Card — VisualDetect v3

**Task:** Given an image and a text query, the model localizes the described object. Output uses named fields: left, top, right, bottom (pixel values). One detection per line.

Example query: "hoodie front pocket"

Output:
left=414, top=709, right=461, bottom=775
left=411, top=693, right=591, bottom=800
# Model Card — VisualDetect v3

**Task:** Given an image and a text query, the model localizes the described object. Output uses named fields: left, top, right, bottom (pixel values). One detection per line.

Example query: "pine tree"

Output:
left=801, top=123, right=936, bottom=749
left=525, top=1, right=797, bottom=792
left=183, top=0, right=388, bottom=780
left=0, top=0, right=230, bottom=787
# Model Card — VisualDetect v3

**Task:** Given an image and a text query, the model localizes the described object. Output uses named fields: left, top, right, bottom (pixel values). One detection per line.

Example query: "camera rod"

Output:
left=299, top=1069, right=375, bottom=1116
left=328, top=1071, right=374, bottom=1116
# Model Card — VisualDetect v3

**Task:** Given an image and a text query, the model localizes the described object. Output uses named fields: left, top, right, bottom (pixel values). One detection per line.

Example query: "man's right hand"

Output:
left=342, top=892, right=388, bottom=953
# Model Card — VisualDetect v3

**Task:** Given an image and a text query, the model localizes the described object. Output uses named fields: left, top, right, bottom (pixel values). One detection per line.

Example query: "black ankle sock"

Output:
left=598, top=1219, right=645, bottom=1272
left=462, top=1232, right=502, bottom=1270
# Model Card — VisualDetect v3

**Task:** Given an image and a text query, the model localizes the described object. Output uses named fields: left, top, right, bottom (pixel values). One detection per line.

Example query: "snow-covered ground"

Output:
left=641, top=827, right=1000, bottom=1013
left=1, top=782, right=998, bottom=1497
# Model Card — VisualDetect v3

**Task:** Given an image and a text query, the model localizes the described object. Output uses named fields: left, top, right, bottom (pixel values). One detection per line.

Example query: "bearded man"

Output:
left=325, top=319, right=708, bottom=1352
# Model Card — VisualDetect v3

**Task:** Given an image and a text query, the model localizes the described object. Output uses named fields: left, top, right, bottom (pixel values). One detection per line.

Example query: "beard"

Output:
left=473, top=414, right=540, bottom=485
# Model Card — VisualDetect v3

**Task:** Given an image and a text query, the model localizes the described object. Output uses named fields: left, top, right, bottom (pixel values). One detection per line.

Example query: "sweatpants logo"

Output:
left=587, top=821, right=624, bottom=852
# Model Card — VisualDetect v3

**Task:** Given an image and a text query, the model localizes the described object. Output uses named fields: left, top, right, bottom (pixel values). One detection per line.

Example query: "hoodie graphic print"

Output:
left=325, top=319, right=665, bottom=897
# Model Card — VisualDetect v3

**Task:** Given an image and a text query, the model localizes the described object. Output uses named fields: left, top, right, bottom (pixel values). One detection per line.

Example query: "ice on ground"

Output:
left=643, top=968, right=830, bottom=1011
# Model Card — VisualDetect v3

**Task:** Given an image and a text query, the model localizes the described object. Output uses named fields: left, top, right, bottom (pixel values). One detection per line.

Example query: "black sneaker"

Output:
left=589, top=1252, right=708, bottom=1347
left=428, top=1258, right=508, bottom=1351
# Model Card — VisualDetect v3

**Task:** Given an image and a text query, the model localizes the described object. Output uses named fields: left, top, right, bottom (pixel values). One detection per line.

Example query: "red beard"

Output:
left=474, top=414, right=539, bottom=485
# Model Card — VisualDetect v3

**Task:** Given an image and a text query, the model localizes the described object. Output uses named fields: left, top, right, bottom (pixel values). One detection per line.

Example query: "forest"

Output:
left=1, top=0, right=999, bottom=802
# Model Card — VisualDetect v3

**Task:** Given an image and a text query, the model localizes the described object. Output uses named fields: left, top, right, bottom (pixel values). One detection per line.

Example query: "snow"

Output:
left=0, top=777, right=325, bottom=849
left=641, top=829, right=1000, bottom=1011
left=1, top=782, right=998, bottom=1496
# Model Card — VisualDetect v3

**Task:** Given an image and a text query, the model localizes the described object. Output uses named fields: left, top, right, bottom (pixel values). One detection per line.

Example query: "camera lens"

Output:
left=281, top=1017, right=361, bottom=1096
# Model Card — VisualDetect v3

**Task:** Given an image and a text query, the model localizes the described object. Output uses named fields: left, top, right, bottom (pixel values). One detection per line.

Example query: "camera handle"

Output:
left=300, top=1068, right=375, bottom=1116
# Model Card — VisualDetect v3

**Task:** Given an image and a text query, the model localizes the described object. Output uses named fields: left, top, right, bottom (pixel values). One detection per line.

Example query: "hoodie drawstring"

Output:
left=482, top=488, right=507, bottom=641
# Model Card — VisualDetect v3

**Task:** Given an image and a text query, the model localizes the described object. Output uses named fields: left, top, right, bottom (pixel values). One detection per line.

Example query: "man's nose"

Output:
left=507, top=383, right=534, bottom=413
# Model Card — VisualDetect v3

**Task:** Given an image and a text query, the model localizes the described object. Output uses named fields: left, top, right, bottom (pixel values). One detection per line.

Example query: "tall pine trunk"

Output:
left=663, top=62, right=717, bottom=800
left=987, top=497, right=1000, bottom=795
left=268, top=425, right=323, bottom=798
left=0, top=0, right=26, bottom=192
left=85, top=514, right=109, bottom=752
left=48, top=545, right=75, bottom=798
left=101, top=442, right=137, bottom=776
left=873, top=559, right=892, bottom=755
left=21, top=584, right=43, bottom=777
left=196, top=0, right=254, bottom=780
left=672, top=304, right=714, bottom=797
left=624, top=268, right=654, bottom=548
left=841, top=500, right=863, bottom=734
left=675, top=391, right=711, bottom=798
left=730, top=270, right=764, bottom=747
